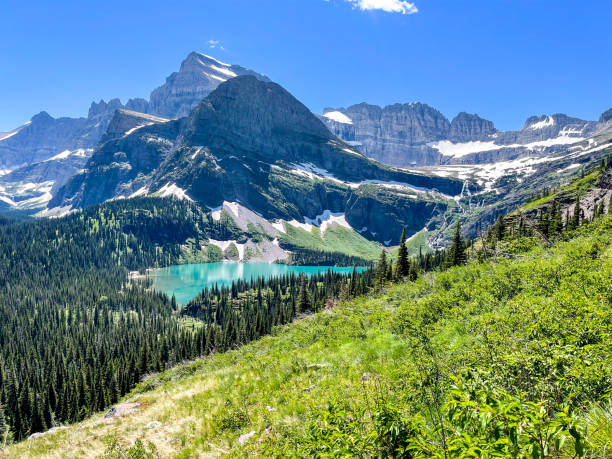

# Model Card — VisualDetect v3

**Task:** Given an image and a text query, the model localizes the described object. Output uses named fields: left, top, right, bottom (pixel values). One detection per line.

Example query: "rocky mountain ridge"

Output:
left=47, top=76, right=464, bottom=245
left=321, top=104, right=608, bottom=167
left=0, top=53, right=267, bottom=210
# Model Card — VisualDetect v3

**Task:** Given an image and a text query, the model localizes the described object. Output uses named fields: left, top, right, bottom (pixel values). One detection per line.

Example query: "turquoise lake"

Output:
left=150, top=262, right=365, bottom=304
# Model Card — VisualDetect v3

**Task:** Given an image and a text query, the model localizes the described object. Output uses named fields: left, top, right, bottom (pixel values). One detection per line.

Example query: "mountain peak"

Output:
left=184, top=75, right=332, bottom=150
left=599, top=108, right=612, bottom=123
left=88, top=98, right=123, bottom=119
left=147, top=52, right=269, bottom=119
left=31, top=111, right=54, bottom=123
left=449, top=112, right=497, bottom=142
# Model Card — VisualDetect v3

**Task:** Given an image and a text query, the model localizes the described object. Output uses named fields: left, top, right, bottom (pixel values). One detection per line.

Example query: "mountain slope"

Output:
left=10, top=211, right=611, bottom=458
left=48, top=76, right=465, bottom=245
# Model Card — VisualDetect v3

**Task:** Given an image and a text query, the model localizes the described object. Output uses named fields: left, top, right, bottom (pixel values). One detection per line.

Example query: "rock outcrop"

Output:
left=322, top=103, right=450, bottom=166
left=599, top=108, right=612, bottom=124
left=449, top=112, right=497, bottom=142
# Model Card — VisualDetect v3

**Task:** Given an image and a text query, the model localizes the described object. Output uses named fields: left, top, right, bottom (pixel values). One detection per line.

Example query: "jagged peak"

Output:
left=88, top=98, right=123, bottom=119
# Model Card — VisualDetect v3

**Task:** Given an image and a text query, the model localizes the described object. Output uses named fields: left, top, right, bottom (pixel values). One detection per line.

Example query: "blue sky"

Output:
left=1, top=0, right=611, bottom=132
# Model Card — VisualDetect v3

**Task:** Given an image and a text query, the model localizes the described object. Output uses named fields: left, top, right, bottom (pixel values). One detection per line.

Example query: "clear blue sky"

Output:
left=1, top=0, right=611, bottom=132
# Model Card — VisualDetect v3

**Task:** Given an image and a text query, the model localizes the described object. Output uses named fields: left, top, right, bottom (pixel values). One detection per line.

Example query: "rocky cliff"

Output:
left=449, top=112, right=497, bottom=142
left=322, top=105, right=602, bottom=167
left=49, top=76, right=465, bottom=244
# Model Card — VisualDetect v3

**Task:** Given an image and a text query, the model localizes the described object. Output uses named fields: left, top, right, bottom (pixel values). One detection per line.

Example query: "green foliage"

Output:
left=444, top=221, right=467, bottom=267
left=396, top=227, right=410, bottom=278
left=102, top=436, right=159, bottom=459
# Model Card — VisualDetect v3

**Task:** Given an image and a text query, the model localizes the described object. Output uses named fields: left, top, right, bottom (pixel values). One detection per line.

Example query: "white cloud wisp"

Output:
left=344, top=0, right=418, bottom=14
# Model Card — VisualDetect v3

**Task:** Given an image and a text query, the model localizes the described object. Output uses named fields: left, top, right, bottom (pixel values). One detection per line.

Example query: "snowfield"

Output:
left=322, top=111, right=353, bottom=125
left=156, top=183, right=193, bottom=201
left=430, top=134, right=585, bottom=159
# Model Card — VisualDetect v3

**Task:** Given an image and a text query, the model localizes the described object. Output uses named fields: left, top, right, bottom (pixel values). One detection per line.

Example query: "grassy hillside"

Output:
left=280, top=222, right=383, bottom=261
left=9, top=214, right=611, bottom=458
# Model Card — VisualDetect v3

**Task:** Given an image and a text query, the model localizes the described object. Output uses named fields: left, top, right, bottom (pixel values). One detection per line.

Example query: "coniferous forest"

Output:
left=0, top=198, right=376, bottom=441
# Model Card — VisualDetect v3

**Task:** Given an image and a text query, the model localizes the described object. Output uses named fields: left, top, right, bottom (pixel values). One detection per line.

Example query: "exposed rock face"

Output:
left=345, top=186, right=446, bottom=244
left=0, top=52, right=269, bottom=212
left=147, top=52, right=270, bottom=119
left=323, top=103, right=450, bottom=166
left=88, top=99, right=123, bottom=119
left=449, top=112, right=497, bottom=142
left=0, top=151, right=90, bottom=194
left=50, top=76, right=464, bottom=243
left=322, top=104, right=601, bottom=167
left=599, top=108, right=612, bottom=124
left=0, top=53, right=265, bottom=169
left=125, top=98, right=150, bottom=114
left=99, top=109, right=169, bottom=144
left=0, top=99, right=127, bottom=171
left=0, top=112, right=87, bottom=169
left=495, top=114, right=594, bottom=145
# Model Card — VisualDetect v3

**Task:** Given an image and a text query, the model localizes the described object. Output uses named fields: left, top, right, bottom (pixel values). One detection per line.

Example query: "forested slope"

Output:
left=9, top=202, right=611, bottom=457
left=0, top=198, right=371, bottom=444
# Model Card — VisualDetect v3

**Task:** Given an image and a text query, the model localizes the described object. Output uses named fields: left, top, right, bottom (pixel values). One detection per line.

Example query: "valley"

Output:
left=1, top=5, right=611, bottom=455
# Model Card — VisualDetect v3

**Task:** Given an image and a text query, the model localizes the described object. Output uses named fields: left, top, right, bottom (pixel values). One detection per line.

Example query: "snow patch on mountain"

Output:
left=286, top=211, right=353, bottom=237
left=44, top=148, right=92, bottom=162
left=305, top=210, right=352, bottom=236
left=225, top=201, right=240, bottom=217
left=430, top=134, right=585, bottom=159
left=323, top=111, right=353, bottom=125
left=0, top=121, right=30, bottom=142
left=557, top=163, right=581, bottom=173
left=129, top=186, right=149, bottom=198
left=124, top=123, right=154, bottom=137
left=528, top=116, right=555, bottom=130
left=208, top=239, right=246, bottom=261
left=271, top=221, right=286, bottom=234
left=155, top=183, right=192, bottom=201
left=36, top=205, right=74, bottom=218
left=288, top=163, right=345, bottom=184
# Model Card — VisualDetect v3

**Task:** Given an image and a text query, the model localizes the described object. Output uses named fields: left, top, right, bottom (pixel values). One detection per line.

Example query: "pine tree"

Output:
left=395, top=228, right=410, bottom=278
left=376, top=250, right=388, bottom=286
left=408, top=261, right=419, bottom=282
left=445, top=221, right=467, bottom=267
left=297, top=275, right=311, bottom=312
left=494, top=214, right=505, bottom=241
left=0, top=403, right=8, bottom=440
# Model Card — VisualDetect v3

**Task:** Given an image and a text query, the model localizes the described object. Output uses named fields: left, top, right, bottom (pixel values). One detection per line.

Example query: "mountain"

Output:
left=321, top=105, right=604, bottom=167
left=448, top=111, right=497, bottom=142
left=0, top=53, right=268, bottom=211
left=147, top=52, right=270, bottom=118
left=48, top=76, right=464, bottom=245
left=321, top=102, right=450, bottom=166
left=600, top=107, right=612, bottom=123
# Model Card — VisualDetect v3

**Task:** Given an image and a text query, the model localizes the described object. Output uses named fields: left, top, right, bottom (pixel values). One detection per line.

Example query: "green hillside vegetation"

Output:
left=0, top=197, right=376, bottom=446
left=9, top=201, right=611, bottom=457
left=280, top=222, right=382, bottom=262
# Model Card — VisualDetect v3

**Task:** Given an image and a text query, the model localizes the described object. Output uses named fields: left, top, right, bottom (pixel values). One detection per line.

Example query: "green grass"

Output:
left=280, top=222, right=382, bottom=261
left=523, top=166, right=605, bottom=210
left=10, top=215, right=611, bottom=458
